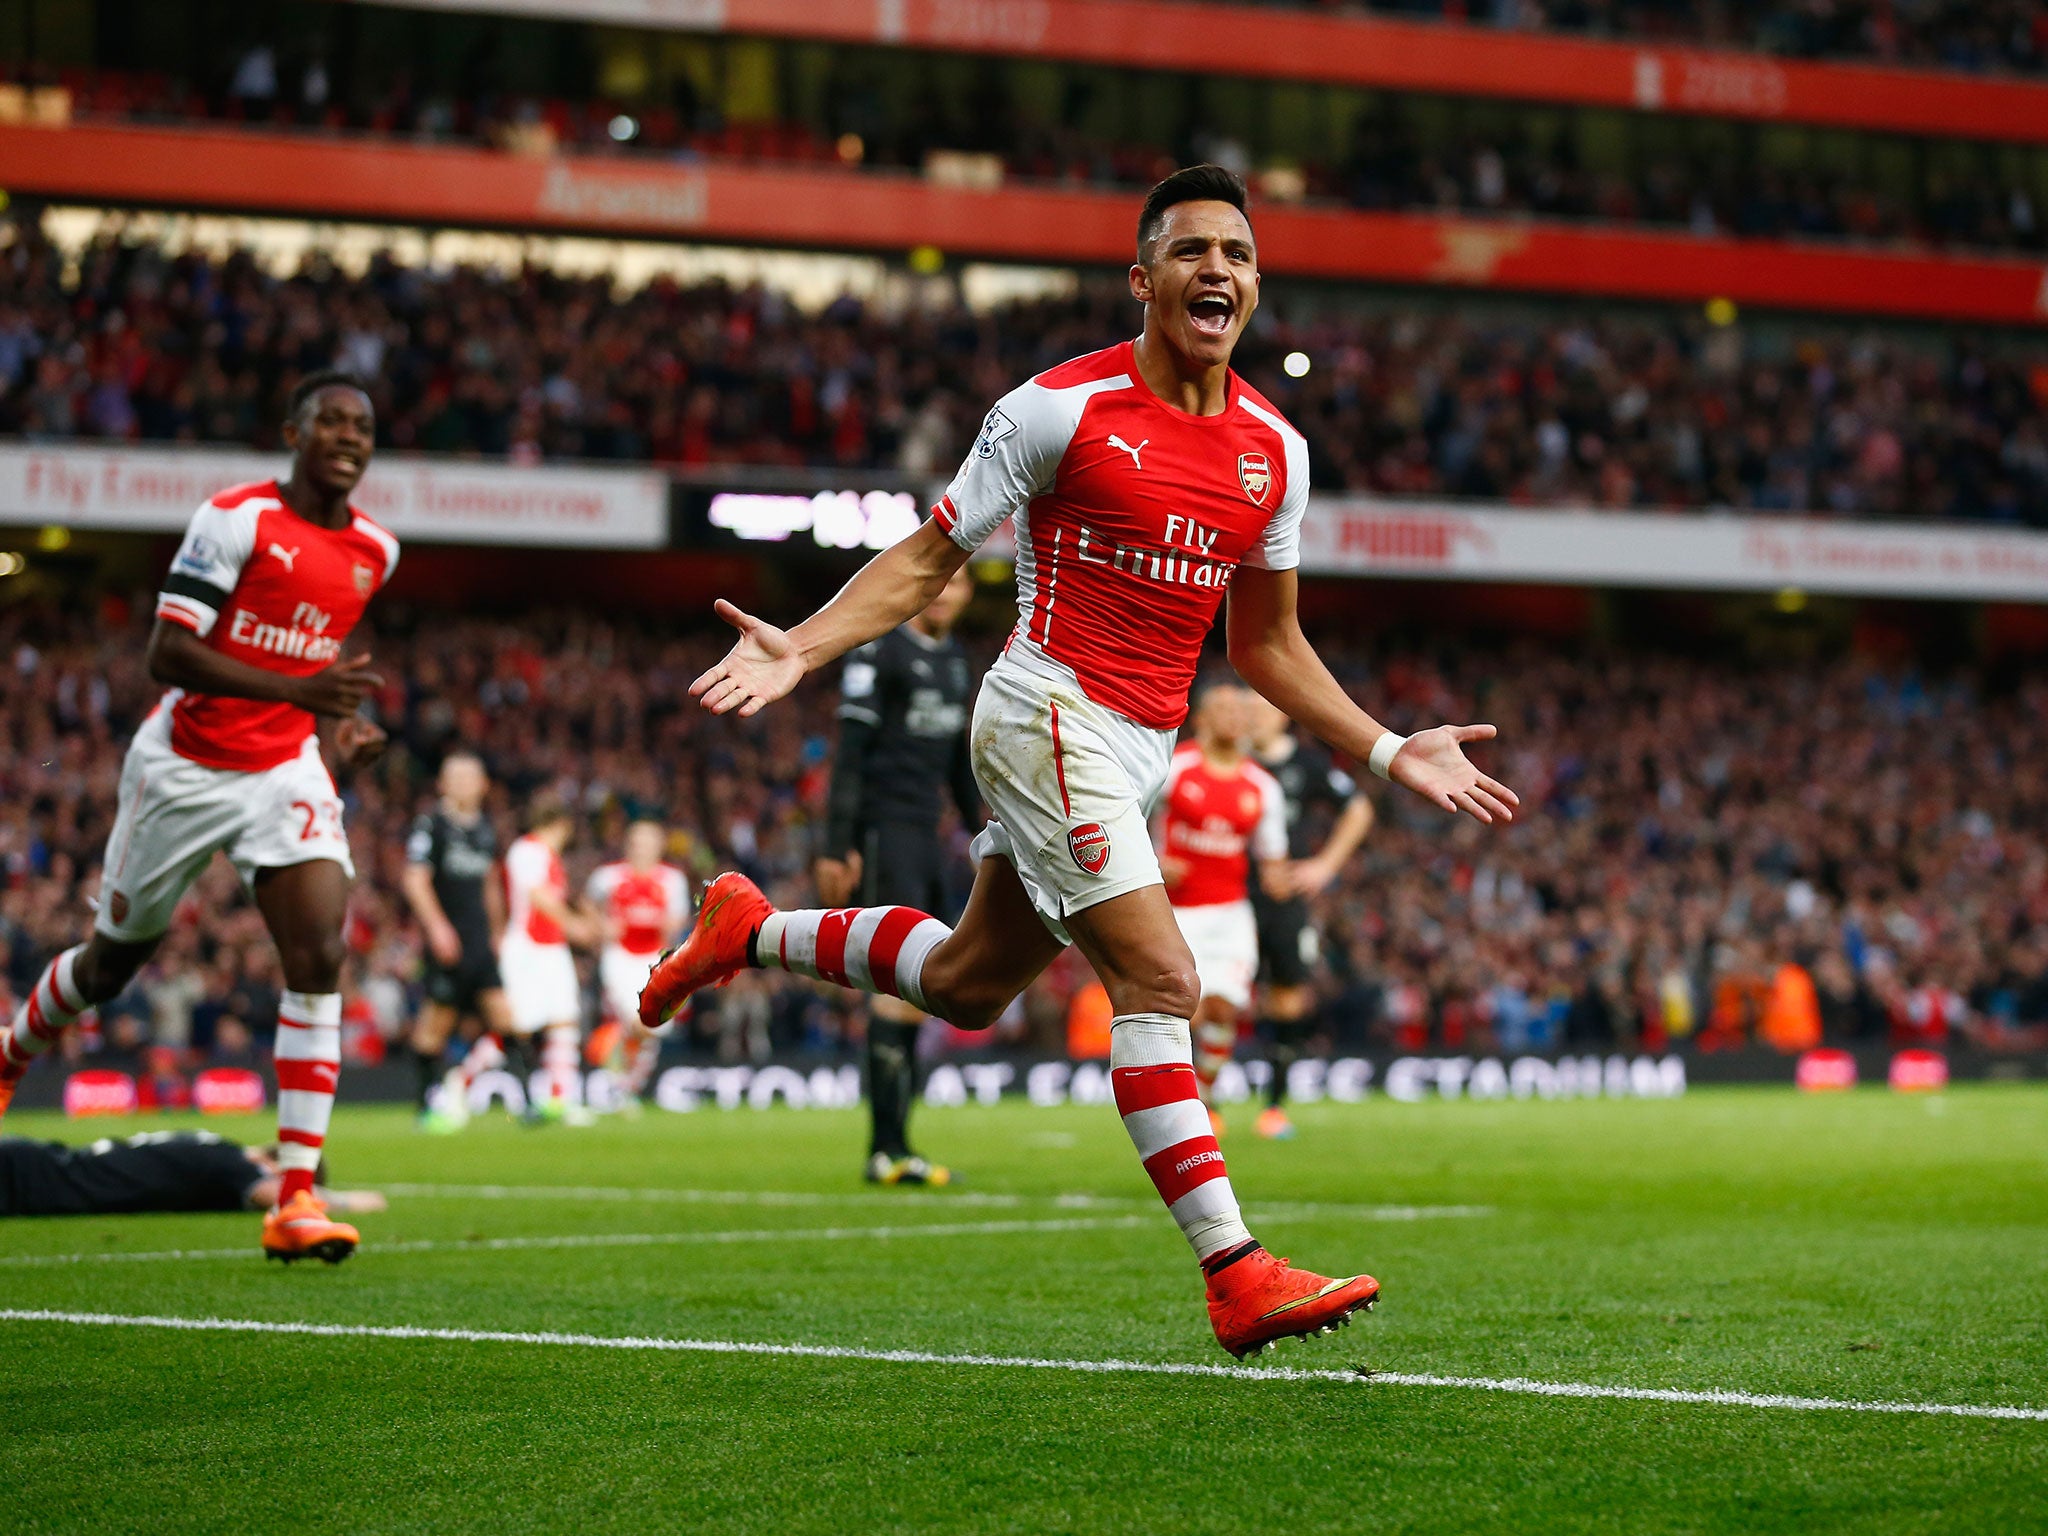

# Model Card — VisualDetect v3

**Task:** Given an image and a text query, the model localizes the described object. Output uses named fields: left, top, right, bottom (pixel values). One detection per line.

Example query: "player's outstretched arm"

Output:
left=1226, top=567, right=1519, bottom=826
left=692, top=521, right=970, bottom=717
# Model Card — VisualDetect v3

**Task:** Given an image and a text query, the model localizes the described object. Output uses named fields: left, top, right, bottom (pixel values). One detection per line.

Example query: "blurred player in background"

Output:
left=1247, top=697, right=1374, bottom=1140
left=0, top=371, right=395, bottom=1265
left=652, top=166, right=1517, bottom=1358
left=495, top=795, right=598, bottom=1125
left=401, top=751, right=511, bottom=1133
left=585, top=820, right=690, bottom=1109
left=1158, top=683, right=1286, bottom=1137
left=816, top=567, right=980, bottom=1186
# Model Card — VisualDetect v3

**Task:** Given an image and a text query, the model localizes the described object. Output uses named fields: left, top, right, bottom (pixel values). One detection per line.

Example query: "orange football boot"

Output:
left=0, top=1066, right=21, bottom=1123
left=639, top=872, right=774, bottom=1028
left=1207, top=1107, right=1228, bottom=1140
left=1207, top=1248, right=1379, bottom=1359
left=261, top=1190, right=360, bottom=1265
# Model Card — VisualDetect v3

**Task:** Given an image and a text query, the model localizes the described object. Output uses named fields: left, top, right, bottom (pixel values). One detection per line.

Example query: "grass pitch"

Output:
left=3, top=1085, right=2045, bottom=1534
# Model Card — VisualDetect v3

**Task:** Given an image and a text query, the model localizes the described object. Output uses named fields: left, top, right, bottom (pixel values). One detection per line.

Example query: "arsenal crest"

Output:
left=353, top=562, right=375, bottom=595
left=1067, top=822, right=1112, bottom=876
left=1238, top=451, right=1273, bottom=506
left=109, top=891, right=129, bottom=925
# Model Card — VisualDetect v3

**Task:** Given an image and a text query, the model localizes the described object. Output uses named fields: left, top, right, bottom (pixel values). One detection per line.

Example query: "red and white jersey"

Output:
left=504, top=833, right=570, bottom=947
left=1160, top=744, right=1286, bottom=909
left=932, top=340, right=1308, bottom=730
left=153, top=480, right=400, bottom=772
left=585, top=861, right=689, bottom=958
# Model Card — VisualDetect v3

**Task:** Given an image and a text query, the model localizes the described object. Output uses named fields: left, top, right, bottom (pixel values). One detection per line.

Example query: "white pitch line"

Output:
left=2, top=1308, right=2041, bottom=1423
left=376, top=1183, right=1494, bottom=1224
left=0, top=1215, right=1153, bottom=1268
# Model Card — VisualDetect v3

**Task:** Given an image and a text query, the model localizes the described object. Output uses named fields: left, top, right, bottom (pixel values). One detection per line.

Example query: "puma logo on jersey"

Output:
left=267, top=543, right=300, bottom=571
left=1107, top=434, right=1148, bottom=470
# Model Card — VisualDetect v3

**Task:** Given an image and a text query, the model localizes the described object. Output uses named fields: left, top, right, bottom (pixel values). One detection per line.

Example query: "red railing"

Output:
left=336, top=0, right=2048, bottom=143
left=2, top=121, right=2043, bottom=326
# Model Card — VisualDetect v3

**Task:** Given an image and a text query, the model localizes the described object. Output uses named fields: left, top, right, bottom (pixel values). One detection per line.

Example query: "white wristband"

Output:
left=1367, top=731, right=1407, bottom=781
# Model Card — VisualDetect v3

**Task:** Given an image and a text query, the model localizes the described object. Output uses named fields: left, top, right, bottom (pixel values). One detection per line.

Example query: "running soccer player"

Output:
left=815, top=567, right=980, bottom=1187
left=585, top=820, right=690, bottom=1106
left=0, top=370, right=396, bottom=1264
left=1247, top=695, right=1374, bottom=1140
left=647, top=165, right=1517, bottom=1358
left=1158, top=684, right=1287, bottom=1136
left=402, top=751, right=514, bottom=1132
left=499, top=795, right=598, bottom=1124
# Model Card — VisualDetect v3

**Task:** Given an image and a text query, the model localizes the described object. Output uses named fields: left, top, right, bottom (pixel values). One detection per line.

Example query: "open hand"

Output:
left=1388, top=724, right=1519, bottom=825
left=691, top=600, right=806, bottom=717
left=293, top=652, right=384, bottom=717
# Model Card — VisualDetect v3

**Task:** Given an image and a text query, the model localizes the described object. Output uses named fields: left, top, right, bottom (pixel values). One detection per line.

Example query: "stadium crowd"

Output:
left=3, top=594, right=2045, bottom=1083
left=42, top=60, right=2048, bottom=255
left=4, top=217, right=2047, bottom=523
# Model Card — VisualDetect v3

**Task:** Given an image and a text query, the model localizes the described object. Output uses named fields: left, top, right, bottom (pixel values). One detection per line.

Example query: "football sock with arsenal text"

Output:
left=1110, top=1012, right=1256, bottom=1263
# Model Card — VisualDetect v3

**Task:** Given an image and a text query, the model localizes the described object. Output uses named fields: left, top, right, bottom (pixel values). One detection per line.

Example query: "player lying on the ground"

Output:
left=646, top=164, right=1517, bottom=1359
left=0, top=370, right=397, bottom=1266
left=1156, top=683, right=1288, bottom=1137
left=1247, top=694, right=1375, bottom=1141
left=816, top=567, right=981, bottom=1188
left=0, top=1130, right=386, bottom=1224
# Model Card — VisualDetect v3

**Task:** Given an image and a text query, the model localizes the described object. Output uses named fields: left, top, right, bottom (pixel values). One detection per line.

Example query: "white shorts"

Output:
left=97, top=708, right=353, bottom=944
left=1173, top=899, right=1259, bottom=1013
left=599, top=946, right=670, bottom=1035
left=500, top=936, right=581, bottom=1034
left=967, top=655, right=1173, bottom=946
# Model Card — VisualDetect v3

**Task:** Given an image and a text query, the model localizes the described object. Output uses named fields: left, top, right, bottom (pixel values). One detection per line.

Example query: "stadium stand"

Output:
left=3, top=215, right=2045, bottom=521
left=26, top=57, right=2048, bottom=254
left=4, top=594, right=2046, bottom=1077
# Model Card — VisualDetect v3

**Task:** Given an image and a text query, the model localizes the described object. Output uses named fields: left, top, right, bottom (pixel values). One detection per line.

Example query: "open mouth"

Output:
left=1187, top=292, right=1234, bottom=337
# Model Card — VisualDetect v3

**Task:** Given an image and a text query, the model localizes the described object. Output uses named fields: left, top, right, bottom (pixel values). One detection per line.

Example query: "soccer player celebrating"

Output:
left=0, top=371, right=397, bottom=1264
left=585, top=820, right=691, bottom=1106
left=815, top=567, right=981, bottom=1187
left=499, top=795, right=599, bottom=1124
left=647, top=166, right=1517, bottom=1358
left=1246, top=695, right=1375, bottom=1140
left=1158, top=684, right=1287, bottom=1136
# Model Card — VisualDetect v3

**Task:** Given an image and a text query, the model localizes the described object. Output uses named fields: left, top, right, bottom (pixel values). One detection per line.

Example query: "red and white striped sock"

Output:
left=1110, top=1012, right=1254, bottom=1261
left=1, top=946, right=89, bottom=1078
left=543, top=1025, right=580, bottom=1103
left=1191, top=1016, right=1237, bottom=1108
left=756, top=907, right=950, bottom=1014
left=451, top=1034, right=505, bottom=1091
left=274, top=990, right=341, bottom=1205
left=622, top=1025, right=668, bottom=1097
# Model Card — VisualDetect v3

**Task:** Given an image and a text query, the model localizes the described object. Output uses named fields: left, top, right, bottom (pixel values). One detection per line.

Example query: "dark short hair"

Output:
left=286, top=369, right=371, bottom=426
left=1137, top=164, right=1251, bottom=264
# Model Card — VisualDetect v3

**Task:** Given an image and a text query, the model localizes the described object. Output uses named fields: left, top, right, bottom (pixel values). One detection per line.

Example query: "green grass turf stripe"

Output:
left=375, top=1182, right=1494, bottom=1222
left=6, top=1308, right=2045, bottom=1423
left=0, top=1214, right=1159, bottom=1266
